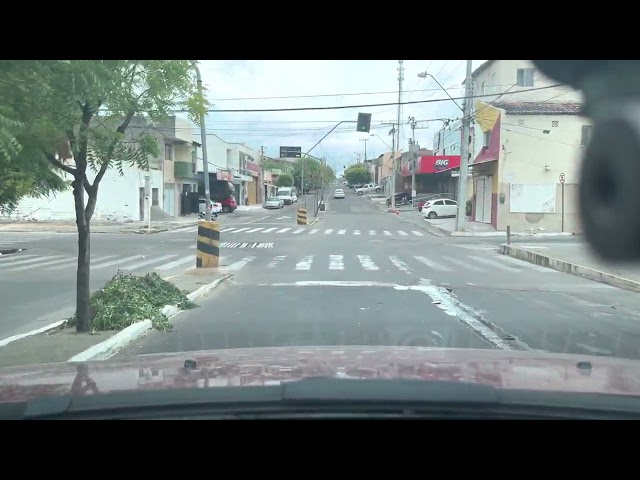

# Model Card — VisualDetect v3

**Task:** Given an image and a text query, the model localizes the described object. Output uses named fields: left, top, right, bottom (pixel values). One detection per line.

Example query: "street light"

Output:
left=417, top=71, right=464, bottom=112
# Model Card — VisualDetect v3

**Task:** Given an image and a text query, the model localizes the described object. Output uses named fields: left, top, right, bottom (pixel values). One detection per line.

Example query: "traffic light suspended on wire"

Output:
left=356, top=113, right=372, bottom=133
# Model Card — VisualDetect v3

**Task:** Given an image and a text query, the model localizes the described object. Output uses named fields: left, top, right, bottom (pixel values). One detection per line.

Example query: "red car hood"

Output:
left=1, top=346, right=640, bottom=402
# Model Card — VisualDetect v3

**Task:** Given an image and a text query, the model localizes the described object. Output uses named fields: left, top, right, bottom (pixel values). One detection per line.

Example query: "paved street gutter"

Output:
left=500, top=243, right=640, bottom=293
left=0, top=271, right=233, bottom=368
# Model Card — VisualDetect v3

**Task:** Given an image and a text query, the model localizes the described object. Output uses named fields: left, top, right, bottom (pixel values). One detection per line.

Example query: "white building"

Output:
left=4, top=116, right=200, bottom=222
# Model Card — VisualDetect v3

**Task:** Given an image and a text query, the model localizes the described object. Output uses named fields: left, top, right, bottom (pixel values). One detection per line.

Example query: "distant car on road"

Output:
left=264, top=197, right=285, bottom=209
left=334, top=189, right=345, bottom=199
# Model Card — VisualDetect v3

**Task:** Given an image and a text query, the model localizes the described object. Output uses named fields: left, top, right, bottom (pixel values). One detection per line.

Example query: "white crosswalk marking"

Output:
left=267, top=256, right=287, bottom=268
left=441, top=256, right=484, bottom=272
left=9, top=256, right=68, bottom=271
left=354, top=230, right=361, bottom=235
left=329, top=255, right=344, bottom=270
left=411, top=231, right=424, bottom=236
left=245, top=227, right=264, bottom=233
left=93, top=255, right=145, bottom=270
left=296, top=255, right=313, bottom=270
left=155, top=255, right=196, bottom=271
left=309, top=229, right=319, bottom=235
left=383, top=231, right=392, bottom=236
left=389, top=256, right=410, bottom=272
left=226, top=256, right=255, bottom=271
left=369, top=230, right=376, bottom=235
left=357, top=255, right=379, bottom=271
left=324, top=229, right=334, bottom=234
left=120, top=254, right=178, bottom=271
left=233, top=227, right=251, bottom=233
left=471, top=255, right=520, bottom=272
left=44, top=255, right=117, bottom=271
left=276, top=228, right=292, bottom=233
left=398, top=231, right=408, bottom=236
left=338, top=229, right=346, bottom=235
left=263, top=228, right=278, bottom=233
left=293, top=228, right=305, bottom=234
left=415, top=255, right=452, bottom=272
left=213, top=228, right=430, bottom=237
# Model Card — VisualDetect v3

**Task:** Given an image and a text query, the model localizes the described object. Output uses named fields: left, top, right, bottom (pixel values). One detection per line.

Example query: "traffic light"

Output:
left=356, top=113, right=372, bottom=133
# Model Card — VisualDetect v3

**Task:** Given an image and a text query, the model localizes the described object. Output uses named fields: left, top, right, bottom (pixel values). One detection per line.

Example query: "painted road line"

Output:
left=383, top=231, right=392, bottom=236
left=263, top=227, right=278, bottom=233
left=92, top=255, right=144, bottom=270
left=0, top=255, right=49, bottom=267
left=276, top=228, right=292, bottom=233
left=226, top=256, right=256, bottom=271
left=357, top=255, right=379, bottom=271
left=398, top=231, right=408, bottom=236
left=471, top=255, right=520, bottom=272
left=338, top=229, right=346, bottom=235
left=233, top=228, right=251, bottom=233
left=441, top=256, right=484, bottom=272
left=267, top=256, right=287, bottom=268
left=9, top=256, right=71, bottom=272
left=245, top=227, right=265, bottom=233
left=389, top=255, right=410, bottom=273
left=293, top=228, right=305, bottom=234
left=353, top=230, right=361, bottom=235
left=309, top=229, right=320, bottom=235
left=155, top=255, right=196, bottom=271
left=415, top=255, right=452, bottom=272
left=324, top=229, right=334, bottom=234
left=43, top=255, right=118, bottom=271
left=295, top=255, right=313, bottom=271
left=369, top=230, right=376, bottom=235
left=329, top=255, right=344, bottom=270
left=120, top=254, right=178, bottom=271
left=412, top=231, right=424, bottom=236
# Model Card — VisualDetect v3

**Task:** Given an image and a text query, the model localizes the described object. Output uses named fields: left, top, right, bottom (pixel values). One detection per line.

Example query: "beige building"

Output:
left=468, top=60, right=589, bottom=233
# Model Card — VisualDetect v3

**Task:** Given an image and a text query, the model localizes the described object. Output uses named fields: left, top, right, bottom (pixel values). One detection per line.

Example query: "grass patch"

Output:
left=67, top=272, right=197, bottom=332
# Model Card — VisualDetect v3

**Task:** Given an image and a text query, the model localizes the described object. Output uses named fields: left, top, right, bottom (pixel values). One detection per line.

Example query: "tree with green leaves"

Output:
left=344, top=164, right=371, bottom=185
left=0, top=60, right=206, bottom=332
left=0, top=62, right=69, bottom=213
left=276, top=173, right=293, bottom=187
left=292, top=156, right=322, bottom=191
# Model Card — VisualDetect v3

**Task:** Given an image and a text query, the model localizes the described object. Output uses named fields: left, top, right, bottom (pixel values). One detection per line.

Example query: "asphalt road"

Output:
left=117, top=188, right=640, bottom=361
left=0, top=204, right=302, bottom=341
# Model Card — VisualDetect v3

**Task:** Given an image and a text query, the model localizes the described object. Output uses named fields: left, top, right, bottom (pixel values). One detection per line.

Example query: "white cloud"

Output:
left=195, top=60, right=487, bottom=172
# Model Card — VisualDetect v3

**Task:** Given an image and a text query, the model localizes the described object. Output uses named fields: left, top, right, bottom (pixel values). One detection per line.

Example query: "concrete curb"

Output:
left=308, top=217, right=320, bottom=227
left=0, top=319, right=68, bottom=348
left=67, top=272, right=232, bottom=362
left=499, top=244, right=640, bottom=293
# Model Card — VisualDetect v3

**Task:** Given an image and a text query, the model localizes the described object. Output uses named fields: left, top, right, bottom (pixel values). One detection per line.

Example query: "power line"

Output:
left=173, top=85, right=562, bottom=114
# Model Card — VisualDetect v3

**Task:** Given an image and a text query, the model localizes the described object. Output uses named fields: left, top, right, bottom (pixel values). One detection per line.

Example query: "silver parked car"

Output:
left=264, top=196, right=284, bottom=209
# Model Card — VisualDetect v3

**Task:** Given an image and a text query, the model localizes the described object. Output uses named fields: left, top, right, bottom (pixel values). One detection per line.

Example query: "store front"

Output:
left=401, top=155, right=461, bottom=197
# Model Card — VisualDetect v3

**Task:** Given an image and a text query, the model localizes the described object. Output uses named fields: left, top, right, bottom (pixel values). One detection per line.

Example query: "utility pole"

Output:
left=390, top=60, right=404, bottom=212
left=360, top=138, right=368, bottom=162
left=456, top=60, right=473, bottom=231
left=408, top=116, right=417, bottom=201
left=260, top=145, right=266, bottom=203
left=193, top=62, right=211, bottom=221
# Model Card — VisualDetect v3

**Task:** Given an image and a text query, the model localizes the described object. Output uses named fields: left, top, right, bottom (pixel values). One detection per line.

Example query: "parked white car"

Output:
left=334, top=189, right=345, bottom=199
left=422, top=199, right=457, bottom=219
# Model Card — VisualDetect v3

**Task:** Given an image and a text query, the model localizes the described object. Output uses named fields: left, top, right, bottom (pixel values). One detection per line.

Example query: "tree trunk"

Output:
left=73, top=178, right=91, bottom=333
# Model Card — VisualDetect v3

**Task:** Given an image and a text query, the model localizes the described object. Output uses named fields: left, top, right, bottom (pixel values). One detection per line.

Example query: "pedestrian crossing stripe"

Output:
left=0, top=251, right=556, bottom=275
left=166, top=227, right=430, bottom=237
left=219, top=242, right=274, bottom=249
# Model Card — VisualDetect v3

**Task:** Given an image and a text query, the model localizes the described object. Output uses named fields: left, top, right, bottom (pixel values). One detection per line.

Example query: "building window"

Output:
left=164, top=143, right=173, bottom=161
left=483, top=130, right=491, bottom=148
left=516, top=68, right=535, bottom=87
left=581, top=125, right=593, bottom=147
left=152, top=188, right=159, bottom=206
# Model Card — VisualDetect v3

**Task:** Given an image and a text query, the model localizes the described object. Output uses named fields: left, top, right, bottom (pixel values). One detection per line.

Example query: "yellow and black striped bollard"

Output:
left=297, top=207, right=307, bottom=225
left=196, top=220, right=220, bottom=268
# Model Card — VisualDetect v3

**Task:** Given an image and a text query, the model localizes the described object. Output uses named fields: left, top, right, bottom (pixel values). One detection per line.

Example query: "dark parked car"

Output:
left=386, top=192, right=412, bottom=207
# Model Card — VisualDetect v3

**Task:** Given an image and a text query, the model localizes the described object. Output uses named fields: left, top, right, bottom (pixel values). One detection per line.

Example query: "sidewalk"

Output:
left=0, top=269, right=232, bottom=368
left=500, top=241, right=640, bottom=293
left=0, top=217, right=199, bottom=234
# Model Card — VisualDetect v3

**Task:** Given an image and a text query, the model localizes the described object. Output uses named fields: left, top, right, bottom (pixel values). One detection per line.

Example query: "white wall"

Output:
left=195, top=134, right=230, bottom=173
left=474, top=60, right=583, bottom=104
left=5, top=164, right=162, bottom=222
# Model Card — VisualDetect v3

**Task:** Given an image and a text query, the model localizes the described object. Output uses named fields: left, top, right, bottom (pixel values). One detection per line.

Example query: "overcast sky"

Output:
left=192, top=60, right=487, bottom=172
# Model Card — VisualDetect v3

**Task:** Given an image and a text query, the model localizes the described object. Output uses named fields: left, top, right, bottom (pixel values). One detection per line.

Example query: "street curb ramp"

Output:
left=67, top=272, right=233, bottom=362
left=499, top=244, right=640, bottom=294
